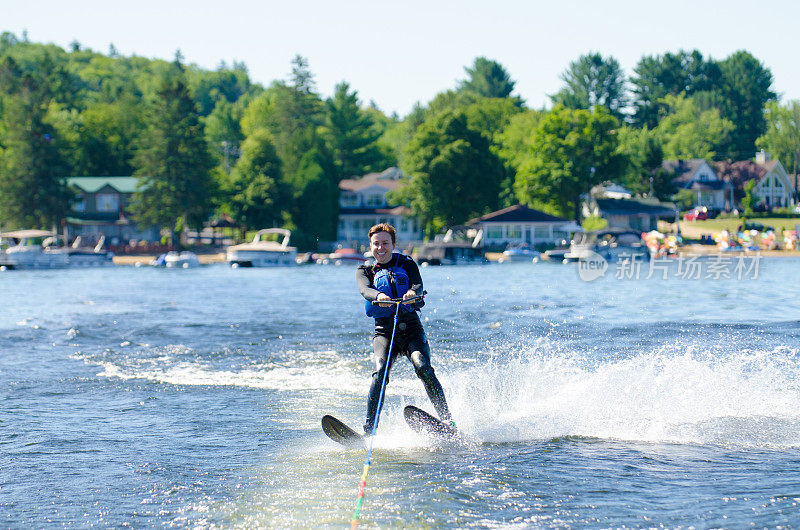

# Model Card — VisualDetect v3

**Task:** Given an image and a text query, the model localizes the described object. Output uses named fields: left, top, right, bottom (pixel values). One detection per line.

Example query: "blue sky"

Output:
left=6, top=0, right=799, bottom=116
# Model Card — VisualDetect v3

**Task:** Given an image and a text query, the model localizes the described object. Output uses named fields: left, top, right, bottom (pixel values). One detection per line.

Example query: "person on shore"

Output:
left=356, top=223, right=453, bottom=434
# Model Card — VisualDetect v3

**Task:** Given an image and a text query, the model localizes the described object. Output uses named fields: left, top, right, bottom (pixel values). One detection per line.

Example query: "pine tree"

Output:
left=129, top=60, right=215, bottom=244
left=551, top=52, right=628, bottom=121
left=0, top=57, right=71, bottom=229
left=323, top=82, right=389, bottom=179
left=460, top=57, right=517, bottom=99
left=227, top=129, right=289, bottom=230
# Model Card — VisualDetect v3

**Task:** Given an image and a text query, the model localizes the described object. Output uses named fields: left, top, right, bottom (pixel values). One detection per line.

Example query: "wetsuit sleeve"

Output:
left=402, top=257, right=423, bottom=294
left=356, top=265, right=381, bottom=301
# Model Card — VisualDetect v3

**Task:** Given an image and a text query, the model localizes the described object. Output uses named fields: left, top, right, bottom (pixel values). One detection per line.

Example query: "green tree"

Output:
left=426, top=89, right=482, bottom=117
left=718, top=50, right=776, bottom=159
left=462, top=97, right=523, bottom=142
left=654, top=94, right=734, bottom=160
left=378, top=103, right=425, bottom=168
left=0, top=56, right=71, bottom=228
left=514, top=105, right=623, bottom=221
left=397, top=110, right=506, bottom=236
left=50, top=97, right=142, bottom=175
left=226, top=129, right=289, bottom=230
left=186, top=60, right=253, bottom=116
left=630, top=49, right=721, bottom=128
left=241, top=56, right=323, bottom=179
left=497, top=109, right=544, bottom=172
left=459, top=57, right=518, bottom=100
left=287, top=144, right=339, bottom=248
left=129, top=60, right=215, bottom=244
left=424, top=91, right=523, bottom=142
left=757, top=100, right=800, bottom=197
left=204, top=98, right=246, bottom=171
left=322, top=81, right=392, bottom=179
left=551, top=52, right=628, bottom=121
left=741, top=179, right=757, bottom=216
left=614, top=125, right=672, bottom=198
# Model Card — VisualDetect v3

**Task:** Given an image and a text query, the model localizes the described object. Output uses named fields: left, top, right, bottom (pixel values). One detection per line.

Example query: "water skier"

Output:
left=356, top=223, right=453, bottom=435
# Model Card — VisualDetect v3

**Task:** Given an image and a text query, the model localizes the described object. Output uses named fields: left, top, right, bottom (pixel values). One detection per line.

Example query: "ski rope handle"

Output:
left=350, top=298, right=404, bottom=529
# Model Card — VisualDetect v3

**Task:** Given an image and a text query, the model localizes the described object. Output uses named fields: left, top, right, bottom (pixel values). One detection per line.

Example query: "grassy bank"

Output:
left=680, top=217, right=800, bottom=237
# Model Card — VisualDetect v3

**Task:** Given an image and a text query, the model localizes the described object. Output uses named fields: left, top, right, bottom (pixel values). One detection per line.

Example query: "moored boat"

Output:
left=0, top=230, right=69, bottom=269
left=226, top=228, right=298, bottom=267
left=63, top=236, right=114, bottom=267
left=327, top=248, right=367, bottom=266
left=153, top=251, right=201, bottom=268
left=416, top=226, right=486, bottom=266
left=498, top=244, right=541, bottom=263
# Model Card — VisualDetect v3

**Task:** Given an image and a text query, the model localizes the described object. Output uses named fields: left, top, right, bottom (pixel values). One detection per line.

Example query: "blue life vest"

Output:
left=365, top=254, right=415, bottom=318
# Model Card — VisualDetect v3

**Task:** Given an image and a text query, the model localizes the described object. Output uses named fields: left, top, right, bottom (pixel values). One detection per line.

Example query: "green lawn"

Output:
left=683, top=217, right=800, bottom=233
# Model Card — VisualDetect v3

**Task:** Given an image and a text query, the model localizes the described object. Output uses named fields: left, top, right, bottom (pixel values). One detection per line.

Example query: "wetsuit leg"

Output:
left=408, top=330, right=452, bottom=423
left=364, top=332, right=397, bottom=434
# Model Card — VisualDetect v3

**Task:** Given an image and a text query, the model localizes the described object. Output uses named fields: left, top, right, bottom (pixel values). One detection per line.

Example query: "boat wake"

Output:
left=443, top=339, right=800, bottom=448
left=74, top=345, right=366, bottom=393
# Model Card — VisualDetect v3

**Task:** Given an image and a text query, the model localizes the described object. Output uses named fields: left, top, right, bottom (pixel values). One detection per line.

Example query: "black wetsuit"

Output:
left=356, top=254, right=452, bottom=433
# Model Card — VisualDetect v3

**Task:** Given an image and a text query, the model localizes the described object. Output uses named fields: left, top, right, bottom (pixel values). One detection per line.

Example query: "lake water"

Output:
left=3, top=257, right=800, bottom=527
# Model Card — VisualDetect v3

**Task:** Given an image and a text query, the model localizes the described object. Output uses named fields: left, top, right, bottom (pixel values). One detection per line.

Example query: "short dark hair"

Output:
left=368, top=223, right=396, bottom=245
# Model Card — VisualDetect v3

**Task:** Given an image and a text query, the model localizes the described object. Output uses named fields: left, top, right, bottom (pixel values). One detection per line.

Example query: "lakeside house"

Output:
left=582, top=183, right=678, bottom=232
left=336, top=167, right=423, bottom=246
left=65, top=176, right=159, bottom=244
left=466, top=204, right=571, bottom=247
left=662, top=151, right=795, bottom=211
left=662, top=159, right=735, bottom=210
left=714, top=151, right=795, bottom=209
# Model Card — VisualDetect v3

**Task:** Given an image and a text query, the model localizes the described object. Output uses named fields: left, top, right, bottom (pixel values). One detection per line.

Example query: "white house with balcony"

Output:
left=337, top=167, right=423, bottom=246
left=466, top=204, right=571, bottom=247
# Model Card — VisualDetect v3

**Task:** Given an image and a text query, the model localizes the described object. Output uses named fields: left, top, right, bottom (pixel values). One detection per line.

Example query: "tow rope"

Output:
left=351, top=295, right=420, bottom=528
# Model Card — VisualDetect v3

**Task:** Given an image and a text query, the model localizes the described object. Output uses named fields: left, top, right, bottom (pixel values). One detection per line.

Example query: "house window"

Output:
left=400, top=218, right=409, bottom=232
left=486, top=226, right=503, bottom=239
left=533, top=225, right=551, bottom=240
left=506, top=225, right=522, bottom=239
left=340, top=192, right=359, bottom=207
left=73, top=194, right=86, bottom=212
left=365, top=194, right=385, bottom=207
left=96, top=193, right=119, bottom=212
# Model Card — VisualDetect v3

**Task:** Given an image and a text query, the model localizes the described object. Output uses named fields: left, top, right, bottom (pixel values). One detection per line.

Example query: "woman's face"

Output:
left=370, top=231, right=395, bottom=264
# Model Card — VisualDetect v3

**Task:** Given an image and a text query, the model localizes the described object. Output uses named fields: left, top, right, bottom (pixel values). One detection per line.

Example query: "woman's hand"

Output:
left=402, top=290, right=417, bottom=304
left=376, top=293, right=393, bottom=306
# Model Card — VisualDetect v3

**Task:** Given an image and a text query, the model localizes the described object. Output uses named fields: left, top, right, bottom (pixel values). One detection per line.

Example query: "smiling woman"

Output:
left=354, top=222, right=454, bottom=436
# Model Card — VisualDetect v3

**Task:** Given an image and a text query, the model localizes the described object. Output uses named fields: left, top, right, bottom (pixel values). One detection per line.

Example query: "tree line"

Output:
left=0, top=32, right=797, bottom=246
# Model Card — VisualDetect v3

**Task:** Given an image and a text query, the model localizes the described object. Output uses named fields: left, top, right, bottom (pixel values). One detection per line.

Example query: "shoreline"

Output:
left=113, top=252, right=226, bottom=265
left=111, top=247, right=800, bottom=266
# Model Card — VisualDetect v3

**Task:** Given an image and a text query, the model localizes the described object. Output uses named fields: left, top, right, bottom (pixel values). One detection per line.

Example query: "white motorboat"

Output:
left=64, top=236, right=114, bottom=267
left=0, top=230, right=69, bottom=270
left=563, top=229, right=650, bottom=263
left=327, top=248, right=367, bottom=266
left=226, top=228, right=298, bottom=267
left=416, top=226, right=487, bottom=266
left=163, top=251, right=200, bottom=268
left=498, top=244, right=541, bottom=263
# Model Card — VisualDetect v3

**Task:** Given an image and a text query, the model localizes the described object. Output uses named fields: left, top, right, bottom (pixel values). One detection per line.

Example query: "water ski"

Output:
left=321, top=415, right=365, bottom=448
left=403, top=405, right=458, bottom=441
